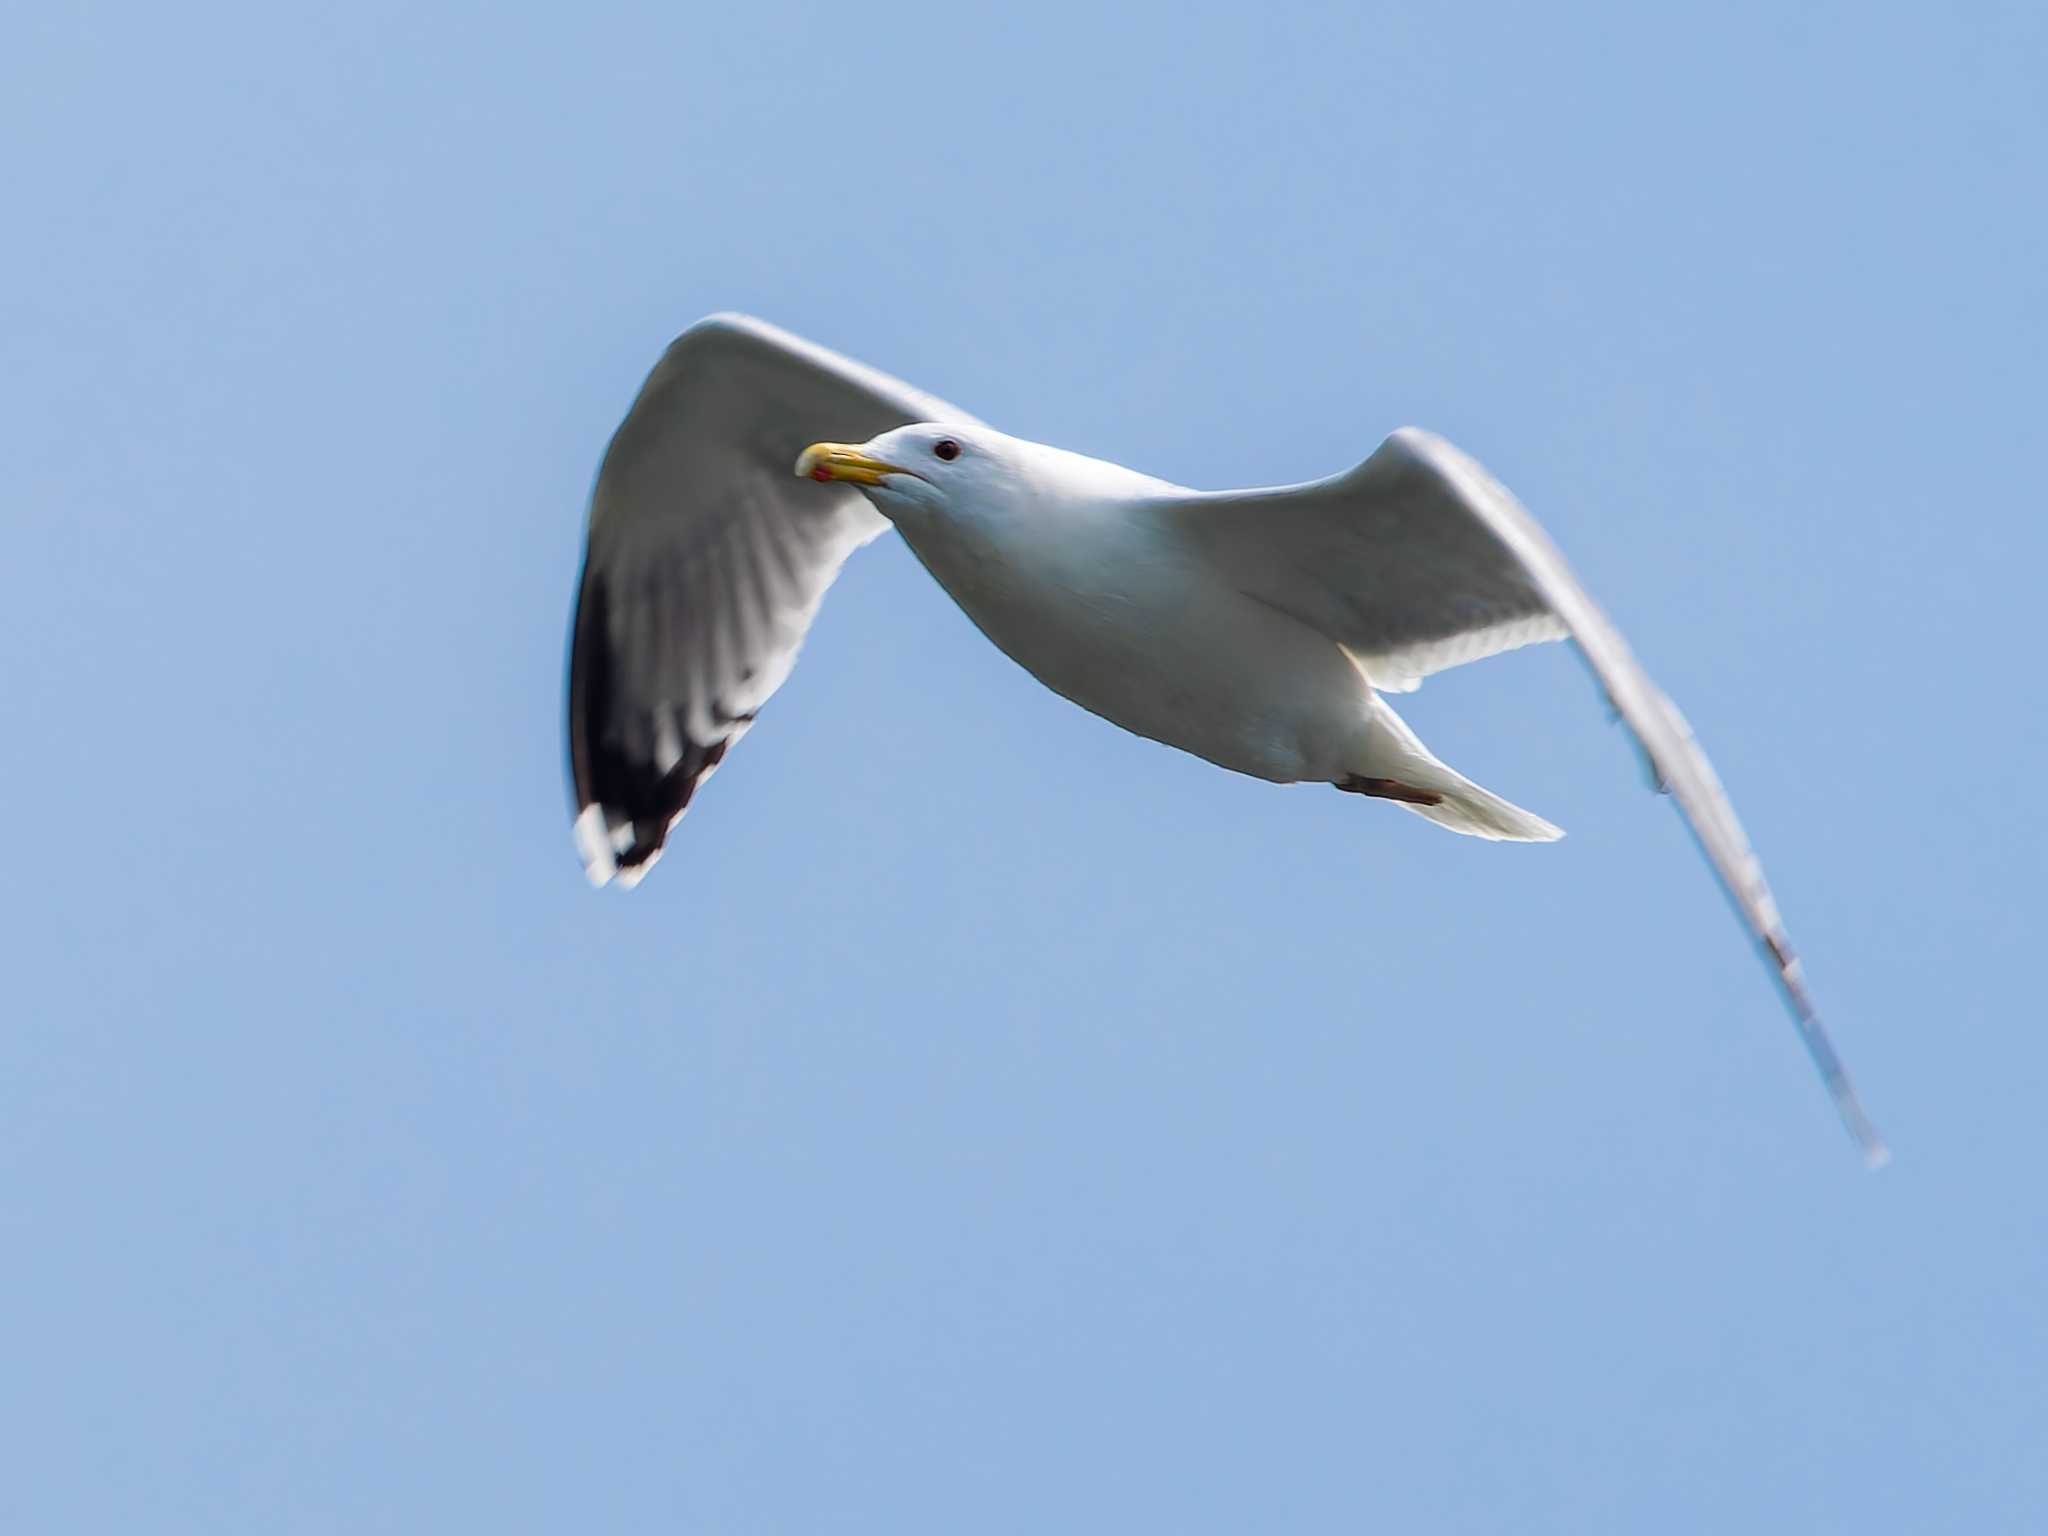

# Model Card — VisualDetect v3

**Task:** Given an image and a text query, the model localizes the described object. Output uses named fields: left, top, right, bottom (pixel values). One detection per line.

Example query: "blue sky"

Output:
left=6, top=2, right=2045, bottom=1530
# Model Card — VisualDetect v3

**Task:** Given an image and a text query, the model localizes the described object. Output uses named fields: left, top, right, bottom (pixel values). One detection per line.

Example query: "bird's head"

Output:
left=793, top=423, right=1024, bottom=523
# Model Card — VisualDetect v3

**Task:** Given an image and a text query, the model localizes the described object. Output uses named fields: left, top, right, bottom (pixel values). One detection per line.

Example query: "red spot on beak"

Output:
left=810, top=466, right=833, bottom=483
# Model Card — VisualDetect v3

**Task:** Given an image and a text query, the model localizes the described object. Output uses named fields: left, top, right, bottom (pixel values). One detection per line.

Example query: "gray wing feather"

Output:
left=567, top=314, right=975, bottom=886
left=1175, top=427, right=1885, bottom=1165
left=1170, top=437, right=1570, bottom=691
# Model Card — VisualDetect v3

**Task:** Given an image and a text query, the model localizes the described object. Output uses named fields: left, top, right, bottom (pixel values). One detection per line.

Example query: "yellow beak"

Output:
left=794, top=442, right=910, bottom=486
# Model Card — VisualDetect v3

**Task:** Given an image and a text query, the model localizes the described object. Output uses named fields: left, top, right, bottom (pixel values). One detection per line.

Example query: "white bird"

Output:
left=566, top=313, right=1884, bottom=1165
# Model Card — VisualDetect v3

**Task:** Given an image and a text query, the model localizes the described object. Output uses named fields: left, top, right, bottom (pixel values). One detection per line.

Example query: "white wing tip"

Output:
left=1838, top=1091, right=1891, bottom=1172
left=573, top=804, right=619, bottom=888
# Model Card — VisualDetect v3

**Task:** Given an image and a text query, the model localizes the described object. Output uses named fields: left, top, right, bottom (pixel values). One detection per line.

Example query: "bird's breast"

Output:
left=893, top=497, right=1358, bottom=783
left=899, top=500, right=1178, bottom=677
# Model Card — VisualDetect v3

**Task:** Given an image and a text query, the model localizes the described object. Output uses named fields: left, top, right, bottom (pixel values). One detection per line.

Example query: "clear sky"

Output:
left=6, top=2, right=2045, bottom=1530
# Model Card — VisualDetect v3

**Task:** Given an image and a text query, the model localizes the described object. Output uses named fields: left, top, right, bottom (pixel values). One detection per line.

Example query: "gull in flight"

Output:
left=566, top=313, right=1884, bottom=1165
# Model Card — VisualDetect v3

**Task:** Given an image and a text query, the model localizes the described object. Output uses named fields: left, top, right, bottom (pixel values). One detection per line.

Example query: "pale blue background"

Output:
left=6, top=2, right=2044, bottom=1530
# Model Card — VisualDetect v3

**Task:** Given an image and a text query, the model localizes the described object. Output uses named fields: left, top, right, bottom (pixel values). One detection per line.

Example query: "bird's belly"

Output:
left=898, top=520, right=1366, bottom=783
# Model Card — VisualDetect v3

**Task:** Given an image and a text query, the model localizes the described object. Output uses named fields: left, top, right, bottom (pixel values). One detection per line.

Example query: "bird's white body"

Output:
left=882, top=437, right=1368, bottom=785
left=852, top=422, right=1557, bottom=841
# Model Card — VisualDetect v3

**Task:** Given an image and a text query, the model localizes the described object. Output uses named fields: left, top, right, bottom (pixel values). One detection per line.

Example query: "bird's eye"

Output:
left=933, top=438, right=961, bottom=462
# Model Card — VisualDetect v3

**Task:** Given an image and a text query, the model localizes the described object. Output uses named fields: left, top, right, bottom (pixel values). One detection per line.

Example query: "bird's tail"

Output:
left=1344, top=694, right=1563, bottom=843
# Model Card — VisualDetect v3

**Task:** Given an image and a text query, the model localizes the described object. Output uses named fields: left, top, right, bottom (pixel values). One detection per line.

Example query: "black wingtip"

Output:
left=568, top=565, right=738, bottom=889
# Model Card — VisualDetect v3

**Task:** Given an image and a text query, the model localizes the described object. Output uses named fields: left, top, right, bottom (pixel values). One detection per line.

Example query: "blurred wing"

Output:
left=567, top=314, right=976, bottom=887
left=1171, top=428, right=1885, bottom=1164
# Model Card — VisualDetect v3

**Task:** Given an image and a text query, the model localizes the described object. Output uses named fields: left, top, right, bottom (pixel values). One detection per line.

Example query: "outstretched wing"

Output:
left=567, top=314, right=976, bottom=886
left=1170, top=428, right=1885, bottom=1165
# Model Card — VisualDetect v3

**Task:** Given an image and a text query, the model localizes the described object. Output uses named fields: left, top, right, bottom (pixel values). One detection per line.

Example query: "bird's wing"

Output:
left=1165, top=432, right=1570, bottom=692
left=567, top=313, right=976, bottom=886
left=1168, top=427, right=1885, bottom=1164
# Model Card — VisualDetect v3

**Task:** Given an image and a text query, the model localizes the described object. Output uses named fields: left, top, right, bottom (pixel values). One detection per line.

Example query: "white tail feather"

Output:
left=1355, top=694, right=1564, bottom=843
left=1393, top=774, right=1564, bottom=842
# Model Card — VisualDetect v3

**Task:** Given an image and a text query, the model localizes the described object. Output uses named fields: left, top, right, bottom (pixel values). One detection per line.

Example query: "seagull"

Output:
left=566, top=313, right=1884, bottom=1165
